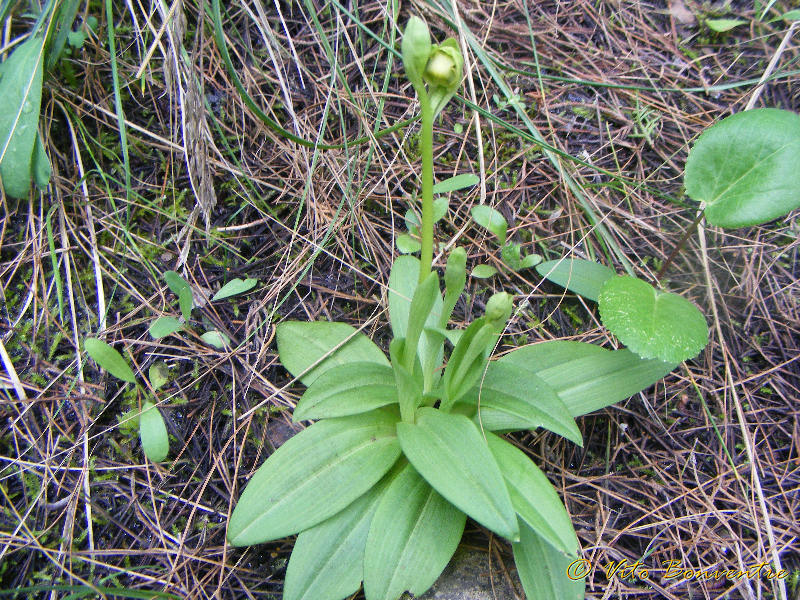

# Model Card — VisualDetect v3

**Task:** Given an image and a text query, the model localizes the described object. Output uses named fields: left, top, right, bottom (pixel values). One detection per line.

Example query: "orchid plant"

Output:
left=224, top=16, right=704, bottom=600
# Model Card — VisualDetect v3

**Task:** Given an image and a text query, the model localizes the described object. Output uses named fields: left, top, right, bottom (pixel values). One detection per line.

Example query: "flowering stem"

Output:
left=419, top=92, right=434, bottom=282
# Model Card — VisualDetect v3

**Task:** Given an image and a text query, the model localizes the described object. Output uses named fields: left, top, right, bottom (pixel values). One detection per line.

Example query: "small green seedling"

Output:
left=227, top=16, right=705, bottom=600
left=705, top=17, right=747, bottom=32
left=84, top=338, right=170, bottom=462
left=470, top=205, right=542, bottom=277
left=149, top=271, right=256, bottom=348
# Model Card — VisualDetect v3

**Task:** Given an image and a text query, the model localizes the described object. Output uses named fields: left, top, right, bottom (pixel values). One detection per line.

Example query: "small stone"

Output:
left=414, top=548, right=519, bottom=600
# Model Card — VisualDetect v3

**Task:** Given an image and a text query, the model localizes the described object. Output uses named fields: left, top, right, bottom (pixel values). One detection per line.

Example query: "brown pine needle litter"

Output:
left=1, top=1, right=798, bottom=599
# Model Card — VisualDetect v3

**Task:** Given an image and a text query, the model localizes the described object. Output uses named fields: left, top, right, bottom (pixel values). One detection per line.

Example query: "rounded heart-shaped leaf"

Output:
left=598, top=276, right=708, bottom=362
left=685, top=108, right=800, bottom=228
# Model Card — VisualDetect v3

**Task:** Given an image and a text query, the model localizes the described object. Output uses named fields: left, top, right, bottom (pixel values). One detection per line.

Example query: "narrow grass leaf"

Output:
left=598, top=276, right=708, bottom=362
left=513, top=521, right=585, bottom=600
left=397, top=407, right=518, bottom=541
left=486, top=433, right=577, bottom=555
left=227, top=409, right=401, bottom=546
left=277, top=321, right=389, bottom=386
left=500, top=341, right=675, bottom=416
left=685, top=108, right=800, bottom=227
left=284, top=479, right=389, bottom=600
left=212, top=278, right=258, bottom=301
left=470, top=363, right=583, bottom=445
left=139, top=401, right=169, bottom=462
left=536, top=259, right=616, bottom=302
left=84, top=338, right=136, bottom=383
left=364, top=463, right=465, bottom=600
left=432, top=173, right=479, bottom=194
left=149, top=317, right=183, bottom=339
left=293, top=362, right=398, bottom=421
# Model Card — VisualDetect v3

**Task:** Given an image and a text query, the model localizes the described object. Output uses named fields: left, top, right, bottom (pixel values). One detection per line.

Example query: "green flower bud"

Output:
left=401, top=16, right=431, bottom=93
left=484, top=292, right=513, bottom=327
left=426, top=39, right=463, bottom=117
left=424, top=43, right=462, bottom=88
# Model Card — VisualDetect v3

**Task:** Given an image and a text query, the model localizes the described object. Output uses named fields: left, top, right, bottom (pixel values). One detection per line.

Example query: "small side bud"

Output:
left=485, top=292, right=513, bottom=327
left=401, top=16, right=431, bottom=92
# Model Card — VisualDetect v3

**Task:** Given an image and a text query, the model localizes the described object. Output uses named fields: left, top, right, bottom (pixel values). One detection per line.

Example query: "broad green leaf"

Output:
left=536, top=258, right=616, bottom=302
left=139, top=401, right=169, bottom=462
left=782, top=9, right=800, bottom=21
left=163, top=270, right=190, bottom=296
left=148, top=362, right=169, bottom=390
left=501, top=242, right=523, bottom=271
left=387, top=257, right=443, bottom=390
left=227, top=409, right=401, bottom=546
left=486, top=434, right=577, bottom=555
left=276, top=321, right=389, bottom=386
left=471, top=264, right=497, bottom=278
left=403, top=208, right=420, bottom=230
left=284, top=479, right=389, bottom=600
left=432, top=197, right=449, bottom=223
left=441, top=319, right=495, bottom=408
left=387, top=256, right=442, bottom=338
left=149, top=316, right=183, bottom=339
left=598, top=276, right=708, bottom=362
left=705, top=18, right=747, bottom=32
left=84, top=338, right=136, bottom=383
left=469, top=363, right=582, bottom=445
left=0, top=36, right=45, bottom=199
left=364, top=463, right=465, bottom=600
left=403, top=272, right=439, bottom=369
left=212, top=278, right=258, bottom=301
left=293, top=362, right=398, bottom=421
left=500, top=341, right=676, bottom=416
left=471, top=205, right=507, bottom=244
left=163, top=271, right=193, bottom=320
left=390, top=338, right=422, bottom=424
left=201, top=330, right=230, bottom=349
left=397, top=407, right=518, bottom=541
left=519, top=253, right=542, bottom=269
left=178, top=287, right=193, bottom=321
left=32, top=132, right=50, bottom=189
left=396, top=234, right=421, bottom=254
left=685, top=108, right=800, bottom=227
left=513, top=521, right=585, bottom=600
left=433, top=173, right=479, bottom=194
